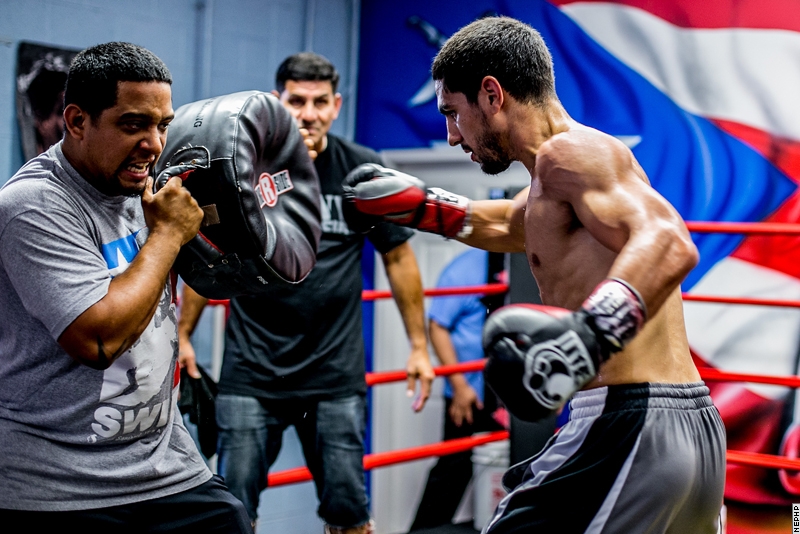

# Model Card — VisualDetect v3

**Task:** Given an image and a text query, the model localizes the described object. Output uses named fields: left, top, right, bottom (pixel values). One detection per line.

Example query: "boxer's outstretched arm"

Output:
left=58, top=177, right=203, bottom=369
left=457, top=187, right=528, bottom=253
left=382, top=241, right=435, bottom=412
left=177, top=284, right=209, bottom=378
left=343, top=164, right=528, bottom=253
left=539, top=133, right=698, bottom=317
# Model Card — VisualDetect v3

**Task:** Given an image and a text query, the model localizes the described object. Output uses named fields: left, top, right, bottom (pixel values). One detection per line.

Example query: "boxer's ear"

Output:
left=479, top=76, right=504, bottom=115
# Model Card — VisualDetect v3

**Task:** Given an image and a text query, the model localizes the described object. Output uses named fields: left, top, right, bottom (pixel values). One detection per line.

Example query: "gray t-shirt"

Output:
left=0, top=143, right=211, bottom=511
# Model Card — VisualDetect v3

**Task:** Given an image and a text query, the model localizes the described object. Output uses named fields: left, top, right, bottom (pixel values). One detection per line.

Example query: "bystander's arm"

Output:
left=177, top=284, right=210, bottom=378
left=429, top=319, right=480, bottom=426
left=382, top=241, right=435, bottom=412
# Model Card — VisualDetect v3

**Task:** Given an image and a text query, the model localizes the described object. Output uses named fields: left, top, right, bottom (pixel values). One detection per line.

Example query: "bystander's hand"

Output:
left=449, top=383, right=481, bottom=427
left=178, top=333, right=201, bottom=379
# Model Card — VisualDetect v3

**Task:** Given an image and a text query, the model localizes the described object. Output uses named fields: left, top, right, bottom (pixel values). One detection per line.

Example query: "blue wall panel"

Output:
left=0, top=0, right=358, bottom=185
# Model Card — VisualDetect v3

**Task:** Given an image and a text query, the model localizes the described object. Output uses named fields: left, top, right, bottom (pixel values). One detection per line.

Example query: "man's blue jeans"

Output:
left=216, top=393, right=370, bottom=528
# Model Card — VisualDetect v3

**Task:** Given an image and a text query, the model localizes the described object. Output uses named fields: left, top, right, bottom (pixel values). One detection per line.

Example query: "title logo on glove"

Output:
left=256, top=170, right=294, bottom=208
left=523, top=331, right=596, bottom=409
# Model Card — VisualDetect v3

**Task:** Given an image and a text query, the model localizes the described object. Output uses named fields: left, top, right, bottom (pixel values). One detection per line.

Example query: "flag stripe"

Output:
left=551, top=0, right=800, bottom=33
left=558, top=2, right=800, bottom=142
left=711, top=119, right=800, bottom=183
left=514, top=0, right=797, bottom=289
left=731, top=192, right=800, bottom=280
left=684, top=256, right=800, bottom=399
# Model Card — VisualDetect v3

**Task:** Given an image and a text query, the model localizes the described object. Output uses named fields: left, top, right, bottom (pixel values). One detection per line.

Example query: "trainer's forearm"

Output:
left=58, top=229, right=183, bottom=369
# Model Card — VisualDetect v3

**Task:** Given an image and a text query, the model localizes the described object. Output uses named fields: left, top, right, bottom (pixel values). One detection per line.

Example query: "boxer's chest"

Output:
left=523, top=189, right=611, bottom=308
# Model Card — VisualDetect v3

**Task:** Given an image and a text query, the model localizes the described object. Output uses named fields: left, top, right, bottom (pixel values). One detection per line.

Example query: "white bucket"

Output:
left=471, top=439, right=510, bottom=531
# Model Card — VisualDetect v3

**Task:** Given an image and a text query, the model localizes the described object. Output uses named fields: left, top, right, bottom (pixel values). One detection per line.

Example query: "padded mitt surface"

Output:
left=155, top=91, right=321, bottom=299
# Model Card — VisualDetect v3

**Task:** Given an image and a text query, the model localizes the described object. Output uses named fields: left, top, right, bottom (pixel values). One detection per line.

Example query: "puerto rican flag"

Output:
left=552, top=0, right=800, bottom=505
left=358, top=0, right=800, bottom=504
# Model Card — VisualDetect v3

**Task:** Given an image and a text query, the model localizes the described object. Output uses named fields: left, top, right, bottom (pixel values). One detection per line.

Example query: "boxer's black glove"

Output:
left=342, top=163, right=472, bottom=237
left=482, top=278, right=647, bottom=422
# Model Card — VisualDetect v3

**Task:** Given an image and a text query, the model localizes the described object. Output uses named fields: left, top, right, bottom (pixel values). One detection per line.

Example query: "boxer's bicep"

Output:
left=564, top=157, right=696, bottom=314
left=542, top=136, right=659, bottom=253
left=572, top=175, right=648, bottom=253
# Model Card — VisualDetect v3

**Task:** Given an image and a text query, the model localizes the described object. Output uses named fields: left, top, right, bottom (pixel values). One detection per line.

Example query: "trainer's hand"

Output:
left=406, top=346, right=435, bottom=412
left=450, top=383, right=481, bottom=427
left=342, top=163, right=472, bottom=238
left=482, top=279, right=646, bottom=422
left=142, top=176, right=203, bottom=246
left=299, top=128, right=318, bottom=161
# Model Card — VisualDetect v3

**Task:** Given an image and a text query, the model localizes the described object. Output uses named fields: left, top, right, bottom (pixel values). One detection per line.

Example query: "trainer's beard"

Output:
left=110, top=167, right=151, bottom=197
left=118, top=178, right=149, bottom=198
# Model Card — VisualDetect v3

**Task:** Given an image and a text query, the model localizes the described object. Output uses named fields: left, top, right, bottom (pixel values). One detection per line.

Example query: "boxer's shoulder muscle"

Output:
left=536, top=128, right=640, bottom=195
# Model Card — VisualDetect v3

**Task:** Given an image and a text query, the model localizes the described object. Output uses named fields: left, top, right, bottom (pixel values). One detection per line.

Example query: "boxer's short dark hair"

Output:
left=432, top=16, right=555, bottom=106
left=275, top=52, right=340, bottom=94
left=64, top=42, right=172, bottom=119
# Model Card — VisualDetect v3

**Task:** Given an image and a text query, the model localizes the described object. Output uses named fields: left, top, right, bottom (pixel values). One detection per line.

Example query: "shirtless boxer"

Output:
left=344, top=16, right=726, bottom=534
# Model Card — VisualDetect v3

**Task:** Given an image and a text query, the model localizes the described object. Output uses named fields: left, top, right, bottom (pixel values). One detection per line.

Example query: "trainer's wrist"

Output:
left=144, top=225, right=184, bottom=258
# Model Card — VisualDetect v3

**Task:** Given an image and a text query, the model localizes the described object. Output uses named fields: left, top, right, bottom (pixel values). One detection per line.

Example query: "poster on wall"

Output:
left=357, top=0, right=800, bottom=507
left=16, top=41, right=79, bottom=162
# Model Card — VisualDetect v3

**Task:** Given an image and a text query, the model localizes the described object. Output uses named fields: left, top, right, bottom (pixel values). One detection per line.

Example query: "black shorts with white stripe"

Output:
left=483, top=382, right=726, bottom=534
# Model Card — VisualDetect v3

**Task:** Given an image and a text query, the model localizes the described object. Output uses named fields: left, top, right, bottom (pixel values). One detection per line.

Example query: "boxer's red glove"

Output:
left=482, top=279, right=647, bottom=421
left=342, top=163, right=472, bottom=238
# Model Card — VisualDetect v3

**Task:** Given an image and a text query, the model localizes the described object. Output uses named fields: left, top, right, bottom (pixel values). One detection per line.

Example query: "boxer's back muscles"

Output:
left=521, top=126, right=700, bottom=387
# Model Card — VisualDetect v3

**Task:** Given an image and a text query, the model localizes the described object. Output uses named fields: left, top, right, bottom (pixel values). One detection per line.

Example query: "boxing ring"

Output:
left=204, top=220, right=800, bottom=503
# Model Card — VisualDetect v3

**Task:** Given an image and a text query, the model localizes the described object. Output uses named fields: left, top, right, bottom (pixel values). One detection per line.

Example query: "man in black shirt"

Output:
left=178, top=53, right=434, bottom=534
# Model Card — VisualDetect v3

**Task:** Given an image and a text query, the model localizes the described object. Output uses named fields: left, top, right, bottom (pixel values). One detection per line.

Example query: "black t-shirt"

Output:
left=218, top=134, right=413, bottom=400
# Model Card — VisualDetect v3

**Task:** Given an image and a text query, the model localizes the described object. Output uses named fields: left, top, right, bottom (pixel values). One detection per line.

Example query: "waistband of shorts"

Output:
left=569, top=382, right=712, bottom=420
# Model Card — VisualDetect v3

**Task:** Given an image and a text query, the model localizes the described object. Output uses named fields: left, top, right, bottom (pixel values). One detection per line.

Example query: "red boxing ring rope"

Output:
left=682, top=294, right=800, bottom=308
left=226, top=219, right=800, bottom=488
left=686, top=221, right=800, bottom=235
left=208, top=283, right=510, bottom=308
left=267, top=448, right=800, bottom=488
left=268, top=431, right=510, bottom=487
left=371, top=360, right=800, bottom=392
left=366, top=360, right=487, bottom=386
left=205, top=220, right=800, bottom=308
left=268, top=357, right=800, bottom=487
left=362, top=283, right=509, bottom=302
